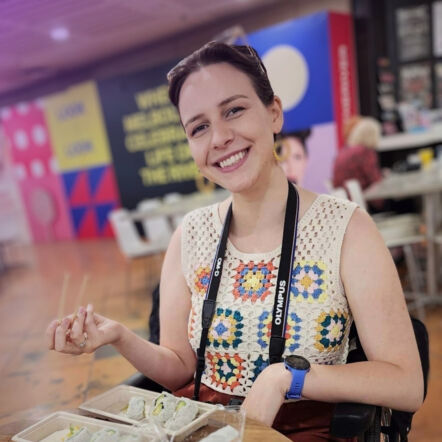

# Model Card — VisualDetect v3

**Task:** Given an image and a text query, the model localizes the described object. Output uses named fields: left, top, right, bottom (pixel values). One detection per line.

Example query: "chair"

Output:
left=343, top=179, right=426, bottom=321
left=330, top=317, right=429, bottom=441
left=345, top=179, right=368, bottom=211
left=108, top=208, right=167, bottom=301
left=137, top=199, right=173, bottom=246
left=330, top=187, right=349, bottom=200
left=163, top=192, right=185, bottom=229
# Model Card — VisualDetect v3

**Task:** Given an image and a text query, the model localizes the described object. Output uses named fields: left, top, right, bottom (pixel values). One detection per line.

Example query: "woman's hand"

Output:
left=241, top=362, right=291, bottom=426
left=45, top=304, right=121, bottom=355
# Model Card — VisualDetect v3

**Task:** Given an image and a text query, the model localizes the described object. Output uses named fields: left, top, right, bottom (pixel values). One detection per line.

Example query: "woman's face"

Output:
left=178, top=62, right=283, bottom=193
left=280, top=137, right=308, bottom=185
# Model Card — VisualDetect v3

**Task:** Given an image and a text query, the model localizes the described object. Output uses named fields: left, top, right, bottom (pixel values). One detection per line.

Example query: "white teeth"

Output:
left=219, top=150, right=246, bottom=168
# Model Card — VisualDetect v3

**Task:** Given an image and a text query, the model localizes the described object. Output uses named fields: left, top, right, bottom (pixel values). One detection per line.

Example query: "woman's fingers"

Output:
left=46, top=319, right=59, bottom=350
left=54, top=317, right=72, bottom=351
left=84, top=304, right=98, bottom=333
left=69, top=306, right=86, bottom=345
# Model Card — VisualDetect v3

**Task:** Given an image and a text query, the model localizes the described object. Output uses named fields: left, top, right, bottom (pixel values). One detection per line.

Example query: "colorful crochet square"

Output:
left=257, top=311, right=302, bottom=352
left=291, top=261, right=327, bottom=303
left=194, top=266, right=211, bottom=295
left=251, top=354, right=269, bottom=382
left=233, top=260, right=276, bottom=303
left=207, top=352, right=245, bottom=392
left=209, top=308, right=244, bottom=349
left=315, top=310, right=349, bottom=352
left=286, top=312, right=302, bottom=352
left=257, top=310, right=272, bottom=349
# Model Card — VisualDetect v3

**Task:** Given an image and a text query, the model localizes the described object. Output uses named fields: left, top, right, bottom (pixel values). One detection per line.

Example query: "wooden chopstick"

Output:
left=72, top=274, right=90, bottom=320
left=57, top=273, right=70, bottom=321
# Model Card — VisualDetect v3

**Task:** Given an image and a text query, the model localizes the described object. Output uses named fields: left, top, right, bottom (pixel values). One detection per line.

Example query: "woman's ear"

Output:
left=270, top=96, right=284, bottom=134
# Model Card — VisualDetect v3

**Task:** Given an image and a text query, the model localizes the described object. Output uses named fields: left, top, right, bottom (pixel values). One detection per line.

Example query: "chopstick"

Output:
left=72, top=274, right=90, bottom=320
left=57, top=273, right=70, bottom=321
left=57, top=274, right=90, bottom=338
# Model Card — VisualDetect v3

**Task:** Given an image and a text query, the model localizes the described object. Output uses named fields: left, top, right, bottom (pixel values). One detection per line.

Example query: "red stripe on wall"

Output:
left=328, top=12, right=359, bottom=149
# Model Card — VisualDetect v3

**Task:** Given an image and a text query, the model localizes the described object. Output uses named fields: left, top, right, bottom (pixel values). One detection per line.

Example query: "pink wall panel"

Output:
left=1, top=101, right=73, bottom=242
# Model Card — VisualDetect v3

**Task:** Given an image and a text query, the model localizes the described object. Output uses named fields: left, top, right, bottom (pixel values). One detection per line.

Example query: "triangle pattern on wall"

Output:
left=71, top=206, right=88, bottom=234
left=77, top=207, right=98, bottom=239
left=62, top=171, right=79, bottom=199
left=95, top=202, right=116, bottom=233
left=92, top=166, right=118, bottom=203
left=88, top=165, right=106, bottom=198
left=69, top=171, right=91, bottom=206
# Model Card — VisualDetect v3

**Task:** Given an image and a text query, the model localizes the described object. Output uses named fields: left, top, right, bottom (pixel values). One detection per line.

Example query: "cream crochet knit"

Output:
left=181, top=194, right=358, bottom=397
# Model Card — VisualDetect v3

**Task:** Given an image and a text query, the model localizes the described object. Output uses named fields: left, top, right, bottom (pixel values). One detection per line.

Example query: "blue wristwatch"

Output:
left=284, top=355, right=311, bottom=399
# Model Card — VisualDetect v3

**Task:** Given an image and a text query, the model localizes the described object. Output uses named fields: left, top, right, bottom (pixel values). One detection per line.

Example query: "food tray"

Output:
left=79, top=385, right=218, bottom=441
left=11, top=411, right=155, bottom=442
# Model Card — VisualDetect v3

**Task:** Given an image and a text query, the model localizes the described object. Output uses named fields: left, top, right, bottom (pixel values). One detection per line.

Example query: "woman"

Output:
left=277, top=129, right=311, bottom=185
left=332, top=116, right=384, bottom=210
left=46, top=43, right=423, bottom=440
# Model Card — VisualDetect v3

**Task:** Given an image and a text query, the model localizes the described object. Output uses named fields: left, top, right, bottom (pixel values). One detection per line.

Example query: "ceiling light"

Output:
left=50, top=27, right=70, bottom=42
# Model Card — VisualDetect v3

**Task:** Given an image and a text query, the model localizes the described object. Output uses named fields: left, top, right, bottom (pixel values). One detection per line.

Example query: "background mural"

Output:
left=0, top=11, right=358, bottom=242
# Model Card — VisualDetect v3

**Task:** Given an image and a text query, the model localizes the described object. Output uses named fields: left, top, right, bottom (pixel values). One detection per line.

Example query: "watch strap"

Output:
left=284, top=362, right=308, bottom=399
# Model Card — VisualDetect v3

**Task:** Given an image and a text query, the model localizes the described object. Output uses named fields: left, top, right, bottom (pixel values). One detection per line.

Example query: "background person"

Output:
left=277, top=129, right=311, bottom=186
left=46, top=43, right=423, bottom=441
left=332, top=116, right=385, bottom=210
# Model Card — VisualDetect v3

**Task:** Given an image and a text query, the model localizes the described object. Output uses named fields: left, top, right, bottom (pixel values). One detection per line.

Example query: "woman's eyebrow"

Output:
left=183, top=94, right=249, bottom=129
left=218, top=94, right=248, bottom=107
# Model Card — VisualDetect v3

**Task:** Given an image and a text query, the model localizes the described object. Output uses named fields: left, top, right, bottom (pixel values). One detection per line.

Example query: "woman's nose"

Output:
left=211, top=121, right=233, bottom=149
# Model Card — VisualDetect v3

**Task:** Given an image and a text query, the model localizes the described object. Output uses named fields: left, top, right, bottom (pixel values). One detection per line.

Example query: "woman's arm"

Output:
left=46, top=225, right=196, bottom=391
left=242, top=208, right=424, bottom=425
left=114, top=224, right=196, bottom=390
left=301, top=208, right=423, bottom=409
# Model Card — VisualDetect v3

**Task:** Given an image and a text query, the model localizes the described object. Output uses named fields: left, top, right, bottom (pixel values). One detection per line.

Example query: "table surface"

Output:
left=0, top=406, right=290, bottom=442
left=377, top=123, right=442, bottom=152
left=364, top=164, right=442, bottom=201
left=130, top=189, right=231, bottom=221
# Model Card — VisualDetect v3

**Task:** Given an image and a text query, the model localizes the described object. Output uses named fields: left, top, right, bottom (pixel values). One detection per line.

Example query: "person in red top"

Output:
left=332, top=116, right=384, bottom=210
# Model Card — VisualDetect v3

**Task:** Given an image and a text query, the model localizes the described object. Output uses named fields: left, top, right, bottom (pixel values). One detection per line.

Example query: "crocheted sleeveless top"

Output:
left=181, top=194, right=358, bottom=397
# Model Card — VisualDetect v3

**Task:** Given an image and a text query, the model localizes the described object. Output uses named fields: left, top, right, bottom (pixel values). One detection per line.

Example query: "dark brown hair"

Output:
left=167, top=41, right=275, bottom=109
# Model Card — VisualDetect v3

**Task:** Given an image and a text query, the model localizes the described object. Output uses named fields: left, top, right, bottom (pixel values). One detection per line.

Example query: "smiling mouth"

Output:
left=216, top=148, right=249, bottom=169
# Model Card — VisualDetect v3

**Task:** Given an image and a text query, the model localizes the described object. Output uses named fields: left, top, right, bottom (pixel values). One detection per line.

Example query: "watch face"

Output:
left=285, top=355, right=310, bottom=370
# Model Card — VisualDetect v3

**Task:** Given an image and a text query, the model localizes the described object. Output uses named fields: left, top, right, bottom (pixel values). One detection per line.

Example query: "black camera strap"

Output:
left=193, top=181, right=300, bottom=400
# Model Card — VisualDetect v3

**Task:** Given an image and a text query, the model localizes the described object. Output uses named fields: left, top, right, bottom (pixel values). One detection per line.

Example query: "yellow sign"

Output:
left=44, top=81, right=111, bottom=171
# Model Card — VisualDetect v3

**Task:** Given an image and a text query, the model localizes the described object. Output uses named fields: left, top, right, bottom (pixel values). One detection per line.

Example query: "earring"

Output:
left=273, top=141, right=287, bottom=162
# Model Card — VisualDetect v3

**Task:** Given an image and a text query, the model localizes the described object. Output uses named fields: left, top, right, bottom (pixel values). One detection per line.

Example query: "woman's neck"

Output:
left=218, top=166, right=290, bottom=252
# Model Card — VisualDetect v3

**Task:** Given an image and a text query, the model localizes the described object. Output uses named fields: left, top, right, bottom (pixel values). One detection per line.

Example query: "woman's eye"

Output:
left=191, top=124, right=208, bottom=136
left=226, top=106, right=245, bottom=117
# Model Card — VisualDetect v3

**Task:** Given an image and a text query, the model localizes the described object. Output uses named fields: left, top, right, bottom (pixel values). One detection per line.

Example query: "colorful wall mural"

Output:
left=248, top=11, right=358, bottom=194
left=0, top=11, right=358, bottom=242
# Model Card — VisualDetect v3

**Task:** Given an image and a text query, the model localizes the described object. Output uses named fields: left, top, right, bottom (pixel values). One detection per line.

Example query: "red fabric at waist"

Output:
left=173, top=382, right=356, bottom=442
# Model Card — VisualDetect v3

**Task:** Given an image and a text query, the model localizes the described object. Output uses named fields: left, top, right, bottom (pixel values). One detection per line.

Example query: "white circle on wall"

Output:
left=15, top=164, right=27, bottom=180
left=14, top=130, right=29, bottom=150
left=1, top=107, right=11, bottom=120
left=32, top=125, right=47, bottom=146
left=31, top=159, right=45, bottom=178
left=262, top=45, right=309, bottom=111
left=49, top=156, right=59, bottom=174
left=16, top=102, right=30, bottom=115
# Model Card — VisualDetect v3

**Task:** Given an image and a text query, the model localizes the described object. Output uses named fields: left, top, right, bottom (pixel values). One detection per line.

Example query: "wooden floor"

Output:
left=0, top=239, right=441, bottom=440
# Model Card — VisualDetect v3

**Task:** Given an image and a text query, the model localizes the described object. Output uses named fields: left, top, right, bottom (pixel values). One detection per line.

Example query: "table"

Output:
left=364, top=164, right=442, bottom=303
left=130, top=189, right=230, bottom=222
left=0, top=406, right=290, bottom=442
left=377, top=123, right=442, bottom=152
